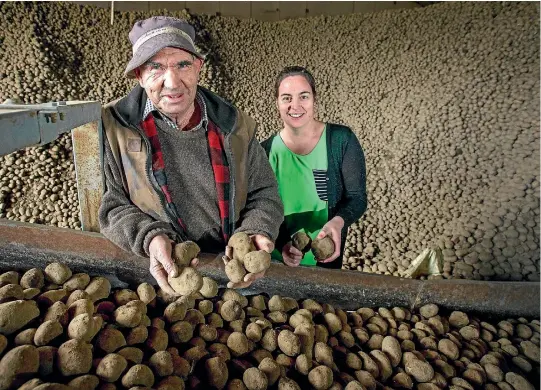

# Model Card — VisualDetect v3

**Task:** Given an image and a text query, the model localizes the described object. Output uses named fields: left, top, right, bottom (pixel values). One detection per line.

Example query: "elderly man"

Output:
left=99, top=16, right=283, bottom=293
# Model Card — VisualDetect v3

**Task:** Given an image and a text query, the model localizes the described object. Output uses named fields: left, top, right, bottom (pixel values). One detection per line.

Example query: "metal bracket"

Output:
left=0, top=100, right=101, bottom=156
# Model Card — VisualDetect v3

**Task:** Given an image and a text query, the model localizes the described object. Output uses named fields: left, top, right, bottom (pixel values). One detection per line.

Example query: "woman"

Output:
left=262, top=66, right=367, bottom=269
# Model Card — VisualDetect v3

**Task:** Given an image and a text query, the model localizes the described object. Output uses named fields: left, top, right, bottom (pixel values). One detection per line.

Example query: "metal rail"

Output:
left=0, top=220, right=538, bottom=318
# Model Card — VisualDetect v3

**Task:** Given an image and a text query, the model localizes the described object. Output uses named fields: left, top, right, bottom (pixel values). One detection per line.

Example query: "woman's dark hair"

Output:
left=274, top=66, right=317, bottom=99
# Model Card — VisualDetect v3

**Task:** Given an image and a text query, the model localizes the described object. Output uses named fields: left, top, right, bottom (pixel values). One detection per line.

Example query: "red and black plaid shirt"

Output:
left=140, top=98, right=231, bottom=242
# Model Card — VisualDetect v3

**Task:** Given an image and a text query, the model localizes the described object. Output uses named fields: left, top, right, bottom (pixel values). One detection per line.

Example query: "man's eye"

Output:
left=148, top=64, right=162, bottom=70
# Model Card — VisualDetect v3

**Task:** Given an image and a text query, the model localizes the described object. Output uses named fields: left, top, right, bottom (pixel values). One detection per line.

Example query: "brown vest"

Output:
left=102, top=102, right=256, bottom=228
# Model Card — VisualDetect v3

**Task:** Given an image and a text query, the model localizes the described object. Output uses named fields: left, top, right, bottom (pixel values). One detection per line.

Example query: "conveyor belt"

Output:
left=0, top=219, right=538, bottom=317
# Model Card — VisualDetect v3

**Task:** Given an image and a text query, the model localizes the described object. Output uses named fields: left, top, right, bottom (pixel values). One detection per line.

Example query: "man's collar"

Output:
left=143, top=92, right=208, bottom=130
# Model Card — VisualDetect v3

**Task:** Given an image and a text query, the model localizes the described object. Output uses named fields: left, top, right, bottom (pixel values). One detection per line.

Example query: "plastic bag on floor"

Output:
left=404, top=247, right=444, bottom=278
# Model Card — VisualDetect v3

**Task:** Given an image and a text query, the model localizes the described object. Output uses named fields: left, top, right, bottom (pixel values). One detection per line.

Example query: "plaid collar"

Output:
left=143, top=91, right=208, bottom=131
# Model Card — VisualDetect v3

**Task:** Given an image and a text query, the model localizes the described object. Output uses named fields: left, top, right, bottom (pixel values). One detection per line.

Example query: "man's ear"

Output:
left=195, top=58, right=204, bottom=74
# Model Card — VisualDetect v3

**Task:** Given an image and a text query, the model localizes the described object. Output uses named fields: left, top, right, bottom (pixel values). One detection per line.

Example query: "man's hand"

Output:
left=282, top=241, right=303, bottom=267
left=223, top=233, right=274, bottom=289
left=148, top=234, right=199, bottom=294
left=315, top=217, right=344, bottom=263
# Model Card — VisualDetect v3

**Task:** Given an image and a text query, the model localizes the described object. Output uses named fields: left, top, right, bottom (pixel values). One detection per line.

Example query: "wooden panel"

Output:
left=114, top=1, right=149, bottom=11
left=251, top=1, right=279, bottom=22
left=219, top=1, right=251, bottom=18
left=185, top=1, right=220, bottom=15
left=307, top=1, right=353, bottom=16
left=278, top=1, right=306, bottom=20
left=150, top=1, right=187, bottom=11
left=353, top=1, right=399, bottom=13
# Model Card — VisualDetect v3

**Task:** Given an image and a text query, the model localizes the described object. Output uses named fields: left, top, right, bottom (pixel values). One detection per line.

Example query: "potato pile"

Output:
left=0, top=1, right=539, bottom=281
left=0, top=262, right=538, bottom=389
left=224, top=233, right=271, bottom=284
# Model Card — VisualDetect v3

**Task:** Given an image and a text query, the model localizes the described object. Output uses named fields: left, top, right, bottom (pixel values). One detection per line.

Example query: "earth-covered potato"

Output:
left=96, top=353, right=128, bottom=382
left=67, top=374, right=100, bottom=390
left=168, top=267, right=203, bottom=296
left=243, top=251, right=271, bottom=274
left=34, top=320, right=63, bottom=346
left=205, top=356, right=229, bottom=389
left=173, top=241, right=200, bottom=267
left=243, top=367, right=268, bottom=390
left=96, top=328, right=127, bottom=353
left=20, top=268, right=45, bottom=289
left=311, top=236, right=335, bottom=260
left=63, top=273, right=91, bottom=292
left=0, top=299, right=40, bottom=334
left=149, top=351, right=174, bottom=377
left=292, top=232, right=312, bottom=254
left=57, top=339, right=93, bottom=376
left=121, top=364, right=155, bottom=388
left=308, top=365, right=333, bottom=390
left=44, top=262, right=72, bottom=285
left=85, top=277, right=111, bottom=302
left=0, top=345, right=39, bottom=389
left=228, top=232, right=256, bottom=262
left=200, top=277, right=218, bottom=298
left=225, top=258, right=247, bottom=283
left=137, top=283, right=156, bottom=304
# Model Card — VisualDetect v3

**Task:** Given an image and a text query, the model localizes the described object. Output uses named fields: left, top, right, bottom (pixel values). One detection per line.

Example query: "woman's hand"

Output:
left=282, top=241, right=303, bottom=267
left=315, top=216, right=344, bottom=263
left=223, top=234, right=274, bottom=289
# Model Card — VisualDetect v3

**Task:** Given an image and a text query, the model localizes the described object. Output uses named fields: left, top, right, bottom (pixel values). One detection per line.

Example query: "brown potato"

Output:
left=63, top=273, right=91, bottom=292
left=68, top=374, right=100, bottom=390
left=85, top=277, right=111, bottom=302
left=0, top=300, right=40, bottom=334
left=225, top=259, right=247, bottom=283
left=121, top=364, right=155, bottom=388
left=137, top=283, right=156, bottom=304
left=292, top=232, right=312, bottom=253
left=172, top=241, right=200, bottom=267
left=149, top=351, right=174, bottom=377
left=20, top=268, right=45, bottom=289
left=243, top=251, right=271, bottom=274
left=95, top=328, right=127, bottom=353
left=205, top=356, right=229, bottom=389
left=57, top=339, right=93, bottom=376
left=44, top=262, right=72, bottom=284
left=311, top=236, right=335, bottom=260
left=228, top=232, right=256, bottom=262
left=34, top=320, right=63, bottom=346
left=96, top=353, right=128, bottom=382
left=199, top=277, right=218, bottom=298
left=308, top=365, right=333, bottom=390
left=168, top=267, right=203, bottom=296
left=243, top=367, right=268, bottom=390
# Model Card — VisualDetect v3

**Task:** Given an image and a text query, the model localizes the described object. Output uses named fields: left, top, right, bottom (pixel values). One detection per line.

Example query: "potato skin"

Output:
left=243, top=251, right=271, bottom=274
left=96, top=353, right=128, bottom=382
left=121, top=364, right=155, bottom=388
left=0, top=300, right=40, bottom=335
left=57, top=339, right=93, bottom=376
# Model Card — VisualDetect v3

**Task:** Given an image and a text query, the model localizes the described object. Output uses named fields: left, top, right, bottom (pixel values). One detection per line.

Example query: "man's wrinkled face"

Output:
left=136, top=47, right=202, bottom=119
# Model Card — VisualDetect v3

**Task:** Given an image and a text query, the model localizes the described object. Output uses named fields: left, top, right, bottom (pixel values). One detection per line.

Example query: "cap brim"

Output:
left=124, top=33, right=205, bottom=78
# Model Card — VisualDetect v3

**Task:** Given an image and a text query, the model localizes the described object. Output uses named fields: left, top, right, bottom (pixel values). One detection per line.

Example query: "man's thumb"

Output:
left=164, top=260, right=178, bottom=278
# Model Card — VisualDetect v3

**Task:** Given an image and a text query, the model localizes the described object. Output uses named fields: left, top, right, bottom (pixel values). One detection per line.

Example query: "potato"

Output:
left=449, top=311, right=469, bottom=328
left=311, top=236, right=335, bottom=260
left=308, top=365, right=334, bottom=390
left=96, top=353, right=128, bottom=382
left=260, top=328, right=278, bottom=352
left=0, top=300, right=40, bottom=334
left=292, top=232, right=312, bottom=253
left=0, top=334, right=6, bottom=356
left=278, top=377, right=301, bottom=390
left=85, top=277, right=111, bottom=302
left=37, top=289, right=67, bottom=306
left=168, top=267, right=203, bottom=296
left=228, top=232, right=256, bottom=262
left=20, top=268, right=44, bottom=289
left=246, top=323, right=263, bottom=342
left=0, top=283, right=24, bottom=303
left=0, top=345, right=39, bottom=389
left=257, top=357, right=280, bottom=386
left=403, top=352, right=434, bottom=383
left=382, top=335, right=402, bottom=367
left=95, top=328, right=127, bottom=353
left=243, top=367, right=268, bottom=390
left=277, top=330, right=301, bottom=357
left=156, top=375, right=186, bottom=390
left=0, top=271, right=18, bottom=287
left=44, top=262, right=72, bottom=284
left=172, top=241, right=200, bottom=267
left=68, top=298, right=95, bottom=319
left=121, top=364, right=155, bottom=388
left=68, top=375, right=100, bottom=390
left=137, top=283, right=156, bottom=304
left=23, top=288, right=41, bottom=300
left=315, top=342, right=333, bottom=367
left=33, top=384, right=72, bottom=390
left=183, top=345, right=208, bottom=363
left=57, top=339, right=92, bottom=376
left=34, top=319, right=63, bottom=346
left=114, top=300, right=145, bottom=327
left=227, top=332, right=251, bottom=357
left=169, top=321, right=193, bottom=344
left=127, top=324, right=149, bottom=345
left=200, top=277, right=218, bottom=298
left=243, top=251, right=271, bottom=274
left=63, top=273, right=91, bottom=292
left=19, top=379, right=44, bottom=390
left=113, top=289, right=139, bottom=306
left=295, top=353, right=312, bottom=375
left=199, top=300, right=214, bottom=316
left=221, top=299, right=243, bottom=322
left=205, top=356, right=228, bottom=389
left=146, top=327, right=168, bottom=352
left=14, top=328, right=37, bottom=345
left=66, top=290, right=90, bottom=306
left=68, top=314, right=102, bottom=342
left=228, top=378, right=248, bottom=390
left=164, top=301, right=187, bottom=323
left=324, top=313, right=343, bottom=335
left=149, top=351, right=174, bottom=377
left=369, top=350, right=392, bottom=381
left=118, top=347, right=144, bottom=365
left=225, top=259, right=247, bottom=283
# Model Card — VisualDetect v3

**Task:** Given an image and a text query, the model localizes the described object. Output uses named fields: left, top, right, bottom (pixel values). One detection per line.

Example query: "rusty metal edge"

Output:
left=0, top=219, right=538, bottom=317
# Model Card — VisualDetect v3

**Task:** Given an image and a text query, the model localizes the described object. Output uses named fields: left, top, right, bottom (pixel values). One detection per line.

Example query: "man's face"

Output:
left=136, top=47, right=202, bottom=119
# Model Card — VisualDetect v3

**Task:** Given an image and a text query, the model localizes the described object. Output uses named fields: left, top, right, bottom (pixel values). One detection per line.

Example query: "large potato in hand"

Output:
left=168, top=267, right=203, bottom=296
left=311, top=237, right=335, bottom=260
left=244, top=251, right=271, bottom=274
left=173, top=242, right=200, bottom=267
left=292, top=232, right=312, bottom=254
left=228, top=232, right=256, bottom=262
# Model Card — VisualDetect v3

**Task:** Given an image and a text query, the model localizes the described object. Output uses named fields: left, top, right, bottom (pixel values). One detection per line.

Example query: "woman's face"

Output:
left=276, top=75, right=315, bottom=129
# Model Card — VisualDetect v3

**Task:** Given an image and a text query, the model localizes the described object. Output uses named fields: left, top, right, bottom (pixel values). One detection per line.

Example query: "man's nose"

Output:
left=163, top=67, right=182, bottom=89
